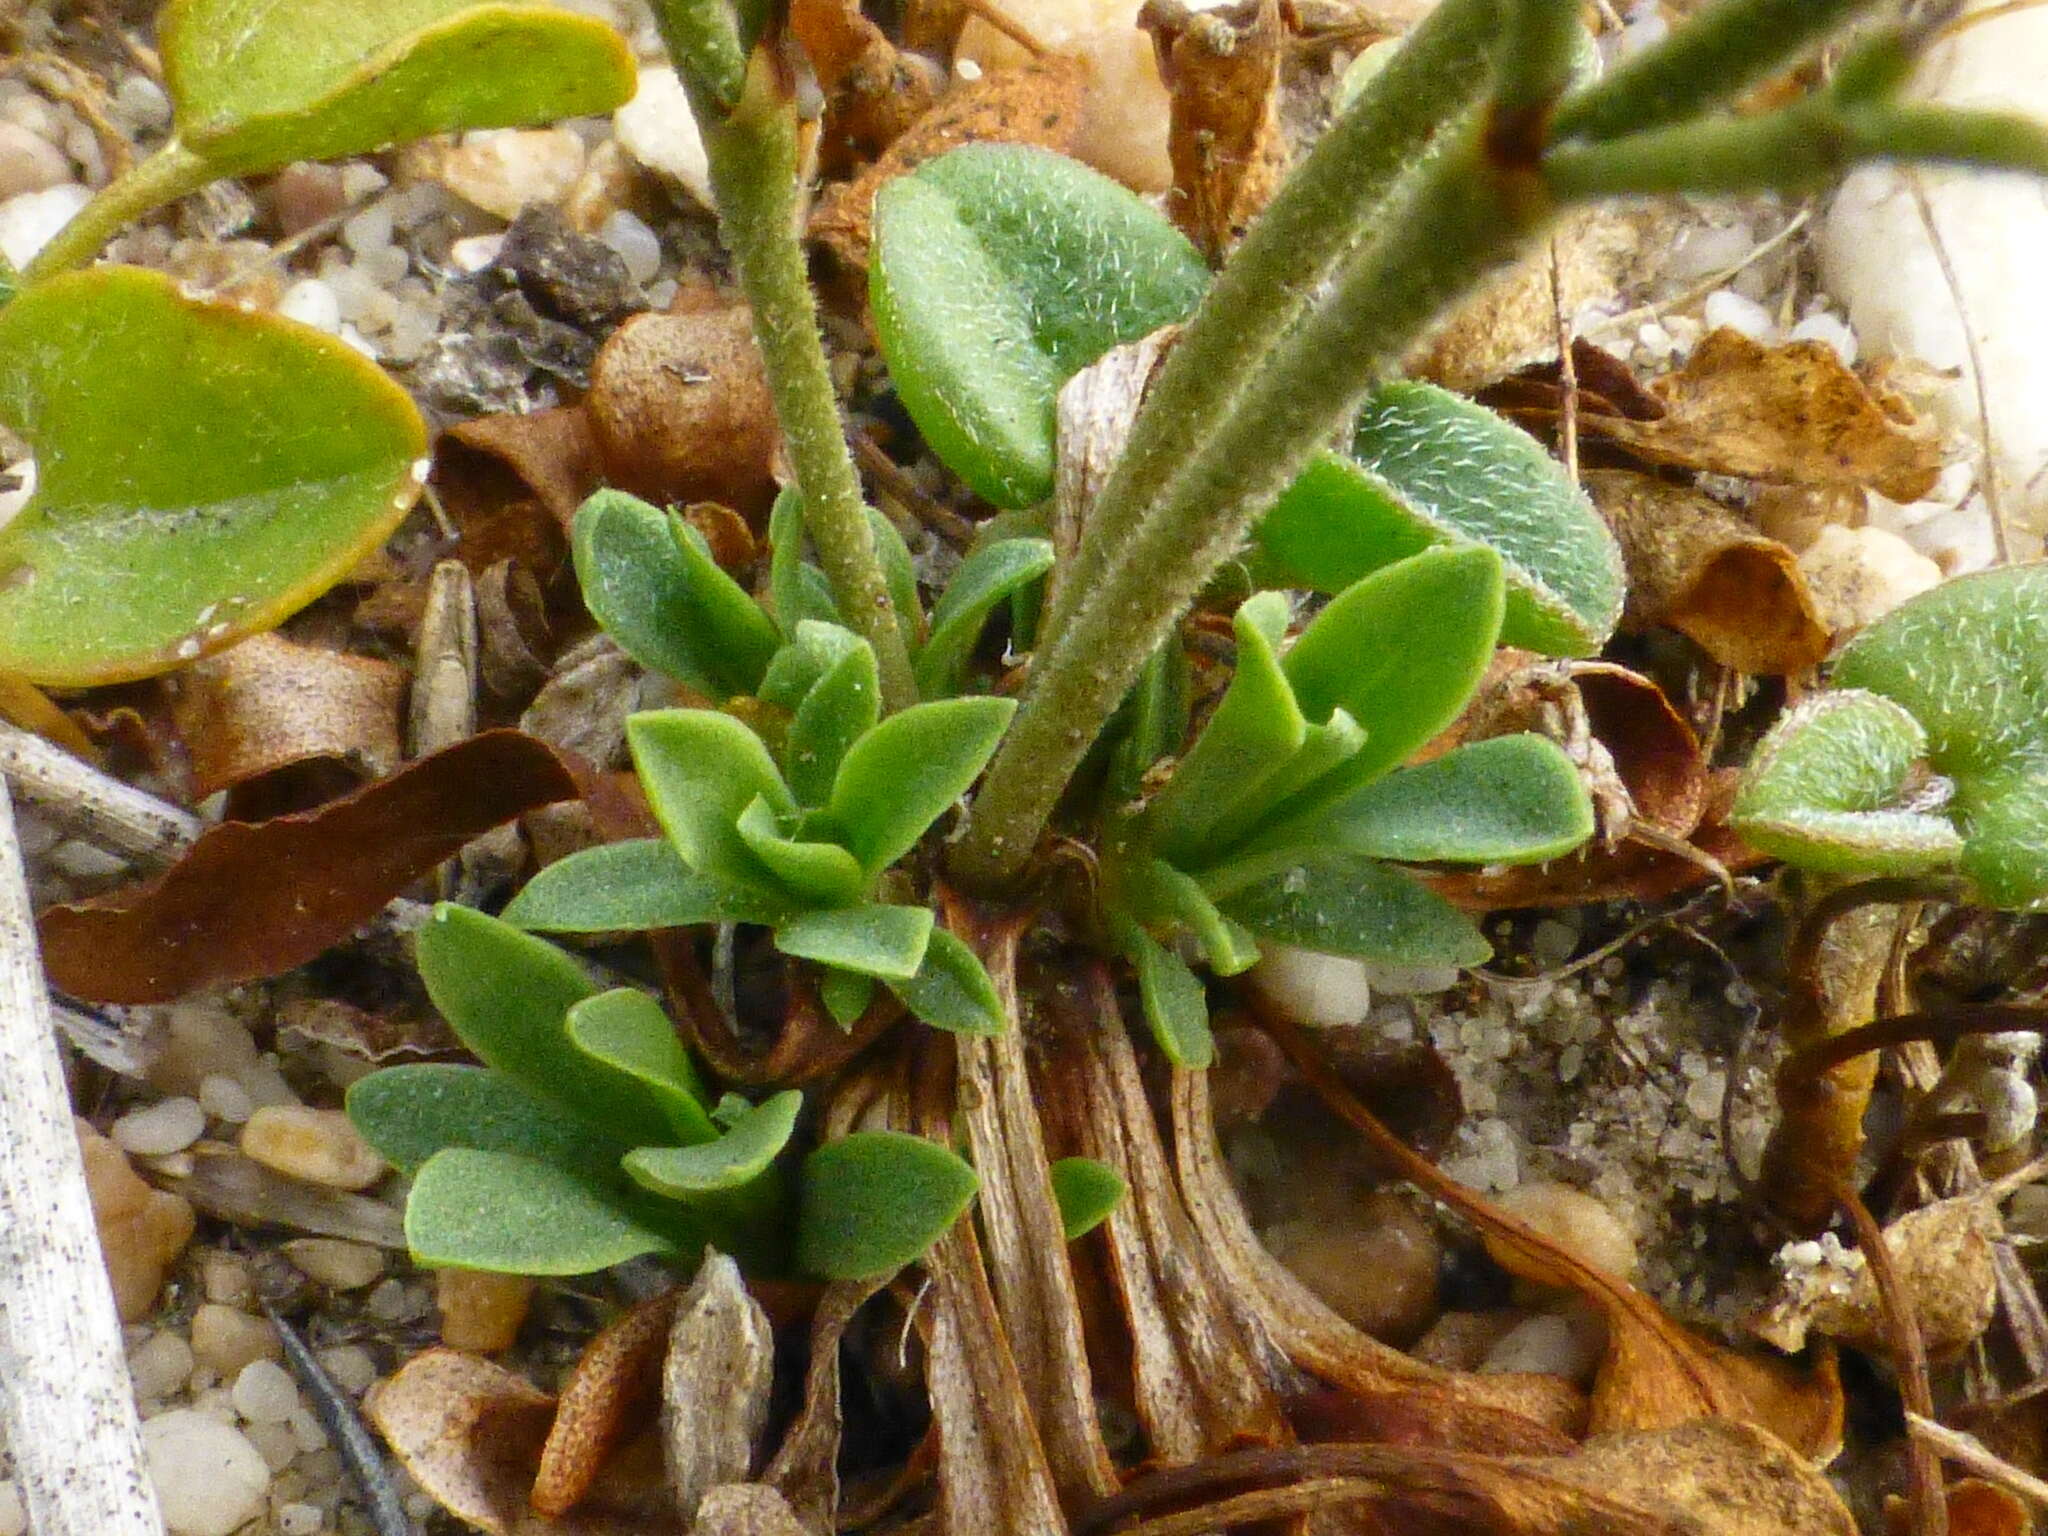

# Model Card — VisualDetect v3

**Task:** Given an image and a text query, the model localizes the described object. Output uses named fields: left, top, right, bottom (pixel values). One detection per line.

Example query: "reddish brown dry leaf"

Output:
left=369, top=1349, right=680, bottom=1536
left=1526, top=1418, right=1856, bottom=1535
left=533, top=1290, right=680, bottom=1517
left=1936, top=1479, right=2034, bottom=1536
left=1140, top=0, right=1285, bottom=261
left=1591, top=328, right=1946, bottom=502
left=477, top=559, right=553, bottom=702
left=170, top=632, right=406, bottom=802
left=273, top=993, right=460, bottom=1065
left=811, top=58, right=1087, bottom=266
left=1589, top=469, right=1832, bottom=676
left=792, top=0, right=946, bottom=174
left=444, top=407, right=606, bottom=531
left=39, top=730, right=584, bottom=1003
left=1256, top=1006, right=1846, bottom=1462
left=586, top=306, right=782, bottom=518
left=761, top=1278, right=889, bottom=1528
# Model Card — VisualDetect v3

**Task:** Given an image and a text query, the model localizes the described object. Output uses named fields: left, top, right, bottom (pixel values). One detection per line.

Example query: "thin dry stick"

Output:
left=1844, top=1185, right=1947, bottom=1536
left=1587, top=208, right=1812, bottom=337
left=0, top=785, right=166, bottom=1536
left=1904, top=169, right=2013, bottom=564
left=0, top=721, right=201, bottom=863
left=1549, top=237, right=1581, bottom=484
left=1910, top=1412, right=2048, bottom=1509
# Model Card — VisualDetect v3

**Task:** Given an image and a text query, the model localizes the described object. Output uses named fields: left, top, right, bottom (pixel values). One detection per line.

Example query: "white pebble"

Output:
left=129, top=1329, right=197, bottom=1399
left=598, top=208, right=661, bottom=284
left=198, top=1073, right=255, bottom=1124
left=340, top=202, right=394, bottom=257
left=382, top=301, right=439, bottom=363
left=276, top=277, right=342, bottom=334
left=355, top=243, right=410, bottom=287
left=1903, top=506, right=1998, bottom=576
left=0, top=1480, right=22, bottom=1536
left=0, top=181, right=91, bottom=270
left=0, top=92, right=58, bottom=140
left=114, top=74, right=173, bottom=134
left=0, top=120, right=72, bottom=201
left=314, top=1345, right=377, bottom=1396
left=1701, top=287, right=1777, bottom=343
left=0, top=458, right=34, bottom=526
left=244, top=1420, right=301, bottom=1473
left=1663, top=219, right=1754, bottom=283
left=1480, top=1309, right=1604, bottom=1380
left=112, top=1097, right=207, bottom=1157
left=278, top=1503, right=325, bottom=1536
left=613, top=67, right=712, bottom=208
left=337, top=162, right=388, bottom=202
left=288, top=1405, right=330, bottom=1454
left=1788, top=309, right=1858, bottom=365
left=142, top=1411, right=272, bottom=1536
left=233, top=1358, right=302, bottom=1424
left=1249, top=945, right=1373, bottom=1027
left=448, top=232, right=504, bottom=272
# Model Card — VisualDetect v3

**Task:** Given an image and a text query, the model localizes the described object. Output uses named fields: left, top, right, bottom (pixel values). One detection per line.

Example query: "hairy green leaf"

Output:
left=768, top=488, right=841, bottom=636
left=1255, top=382, right=1625, bottom=656
left=414, top=904, right=674, bottom=1146
left=871, top=144, right=1209, bottom=507
left=565, top=989, right=717, bottom=1146
left=887, top=927, right=1006, bottom=1035
left=796, top=1132, right=980, bottom=1279
left=867, top=507, right=925, bottom=649
left=827, top=697, right=1016, bottom=875
left=819, top=966, right=878, bottom=1028
left=629, top=709, right=795, bottom=894
left=501, top=839, right=790, bottom=931
left=404, top=1148, right=684, bottom=1275
left=0, top=266, right=424, bottom=685
left=917, top=537, right=1055, bottom=698
left=623, top=1090, right=802, bottom=1197
left=572, top=490, right=780, bottom=700
left=1218, top=853, right=1490, bottom=968
left=736, top=797, right=870, bottom=906
left=1049, top=1156, right=1125, bottom=1239
left=345, top=1064, right=624, bottom=1182
left=786, top=631, right=881, bottom=805
left=1119, top=919, right=1214, bottom=1069
left=1107, top=639, right=1190, bottom=806
left=161, top=0, right=634, bottom=174
left=774, top=904, right=935, bottom=980
left=760, top=621, right=867, bottom=711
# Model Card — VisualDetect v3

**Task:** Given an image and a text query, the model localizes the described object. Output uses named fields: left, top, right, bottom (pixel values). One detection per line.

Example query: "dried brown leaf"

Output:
left=1140, top=0, right=1285, bottom=261
left=1590, top=469, right=1832, bottom=675
left=533, top=1290, right=679, bottom=1518
left=761, top=1278, right=888, bottom=1529
left=39, top=730, right=584, bottom=1003
left=476, top=559, right=552, bottom=702
left=1939, top=1479, right=2034, bottom=1536
left=444, top=406, right=606, bottom=531
left=792, top=0, right=945, bottom=174
left=662, top=1252, right=775, bottom=1527
left=811, top=59, right=1087, bottom=267
left=1526, top=1418, right=1856, bottom=1535
left=586, top=306, right=781, bottom=517
left=171, top=632, right=406, bottom=802
left=692, top=1486, right=817, bottom=1536
left=411, top=561, right=479, bottom=759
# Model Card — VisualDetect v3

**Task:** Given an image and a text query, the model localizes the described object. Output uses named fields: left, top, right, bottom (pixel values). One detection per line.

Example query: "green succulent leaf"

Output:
left=1129, top=858, right=1260, bottom=976
left=414, top=904, right=675, bottom=1147
left=774, top=904, right=935, bottom=980
left=1118, top=919, right=1215, bottom=1070
left=501, top=839, right=790, bottom=932
left=0, top=266, right=425, bottom=685
left=917, top=537, right=1055, bottom=698
left=1049, top=1156, right=1126, bottom=1239
left=1830, top=563, right=2048, bottom=908
left=564, top=989, right=718, bottom=1147
left=345, top=1064, right=625, bottom=1182
left=1255, top=382, right=1625, bottom=657
left=768, top=489, right=842, bottom=636
left=623, top=1090, right=803, bottom=1198
left=1253, top=734, right=1595, bottom=866
left=887, top=927, right=1007, bottom=1036
left=629, top=709, right=796, bottom=894
left=160, top=0, right=635, bottom=174
left=1731, top=690, right=1964, bottom=881
left=819, top=966, right=878, bottom=1028
left=736, top=797, right=870, bottom=907
left=871, top=143, right=1210, bottom=507
left=796, top=1132, right=980, bottom=1279
left=1217, top=853, right=1490, bottom=968
left=785, top=631, right=881, bottom=806
left=867, top=507, right=926, bottom=649
left=760, top=621, right=866, bottom=711
left=1107, top=639, right=1191, bottom=806
left=571, top=490, right=781, bottom=701
left=827, top=697, right=1017, bottom=875
left=404, top=1148, right=684, bottom=1275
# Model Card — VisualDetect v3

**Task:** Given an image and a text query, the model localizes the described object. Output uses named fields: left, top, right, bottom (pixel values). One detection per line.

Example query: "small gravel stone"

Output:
left=270, top=162, right=347, bottom=234
left=77, top=1119, right=197, bottom=1322
left=340, top=201, right=394, bottom=256
left=449, top=232, right=505, bottom=272
left=143, top=1411, right=272, bottom=1536
left=112, top=1097, right=207, bottom=1157
left=598, top=208, right=661, bottom=284
left=283, top=1237, right=385, bottom=1290
left=0, top=182, right=93, bottom=269
left=199, top=1073, right=255, bottom=1124
left=1701, top=287, right=1776, bottom=343
left=233, top=1358, right=303, bottom=1424
left=1479, top=1307, right=1605, bottom=1382
left=435, top=1268, right=535, bottom=1352
left=241, top=1105, right=387, bottom=1190
left=432, top=127, right=587, bottom=220
left=613, top=67, right=712, bottom=207
left=129, top=1328, right=197, bottom=1399
left=244, top=1420, right=302, bottom=1474
left=190, top=1303, right=282, bottom=1377
left=114, top=73, right=173, bottom=134
left=0, top=120, right=72, bottom=201
left=277, top=277, right=342, bottom=334
left=314, top=1345, right=377, bottom=1396
left=1249, top=945, right=1372, bottom=1027
left=364, top=1278, right=411, bottom=1323
left=288, top=1406, right=330, bottom=1455
left=1788, top=309, right=1858, bottom=365
left=278, top=1503, right=325, bottom=1535
left=202, top=1251, right=254, bottom=1306
left=0, top=1479, right=23, bottom=1536
left=1492, top=1181, right=1638, bottom=1278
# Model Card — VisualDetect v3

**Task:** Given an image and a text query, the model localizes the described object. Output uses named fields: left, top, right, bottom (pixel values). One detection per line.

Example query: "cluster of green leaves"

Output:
left=0, top=0, right=634, bottom=686
left=870, top=144, right=1625, bottom=659
left=346, top=903, right=981, bottom=1279
left=1732, top=564, right=2048, bottom=911
left=503, top=490, right=1047, bottom=1035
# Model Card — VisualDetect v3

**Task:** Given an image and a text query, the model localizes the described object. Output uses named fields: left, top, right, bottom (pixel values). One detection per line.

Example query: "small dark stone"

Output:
left=497, top=205, right=642, bottom=331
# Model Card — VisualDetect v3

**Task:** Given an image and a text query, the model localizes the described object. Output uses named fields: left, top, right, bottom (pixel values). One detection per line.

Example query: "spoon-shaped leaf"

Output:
left=1116, top=917, right=1215, bottom=1070
left=1216, top=852, right=1490, bottom=969
left=623, top=1090, right=802, bottom=1198
left=796, top=1132, right=980, bottom=1279
left=886, top=928, right=1006, bottom=1036
left=629, top=709, right=796, bottom=895
left=346, top=1063, right=627, bottom=1183
left=826, top=696, right=1017, bottom=876
left=872, top=144, right=1210, bottom=507
left=774, top=904, right=934, bottom=980
left=1254, top=382, right=1625, bottom=657
left=916, top=537, right=1055, bottom=698
left=405, top=1148, right=687, bottom=1274
left=0, top=266, right=425, bottom=685
left=160, top=0, right=635, bottom=174
left=501, top=839, right=791, bottom=932
left=736, top=796, right=870, bottom=907
left=785, top=631, right=880, bottom=806
left=565, top=989, right=718, bottom=1146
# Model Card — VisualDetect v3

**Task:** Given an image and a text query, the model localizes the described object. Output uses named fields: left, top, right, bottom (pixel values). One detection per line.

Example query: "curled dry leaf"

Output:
left=39, top=730, right=584, bottom=1004
left=811, top=58, right=1088, bottom=266
left=477, top=559, right=553, bottom=702
left=661, top=1252, right=775, bottom=1529
left=1752, top=1193, right=2002, bottom=1358
left=1589, top=469, right=1832, bottom=676
left=369, top=1349, right=678, bottom=1536
left=1938, top=1479, right=2034, bottom=1536
left=1588, top=329, right=1946, bottom=503
left=791, top=0, right=945, bottom=173
left=761, top=1278, right=890, bottom=1529
left=1528, top=1418, right=1856, bottom=1535
left=533, top=1290, right=680, bottom=1518
left=444, top=407, right=606, bottom=531
left=1139, top=0, right=1286, bottom=261
left=586, top=306, right=782, bottom=518
left=171, top=631, right=407, bottom=802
